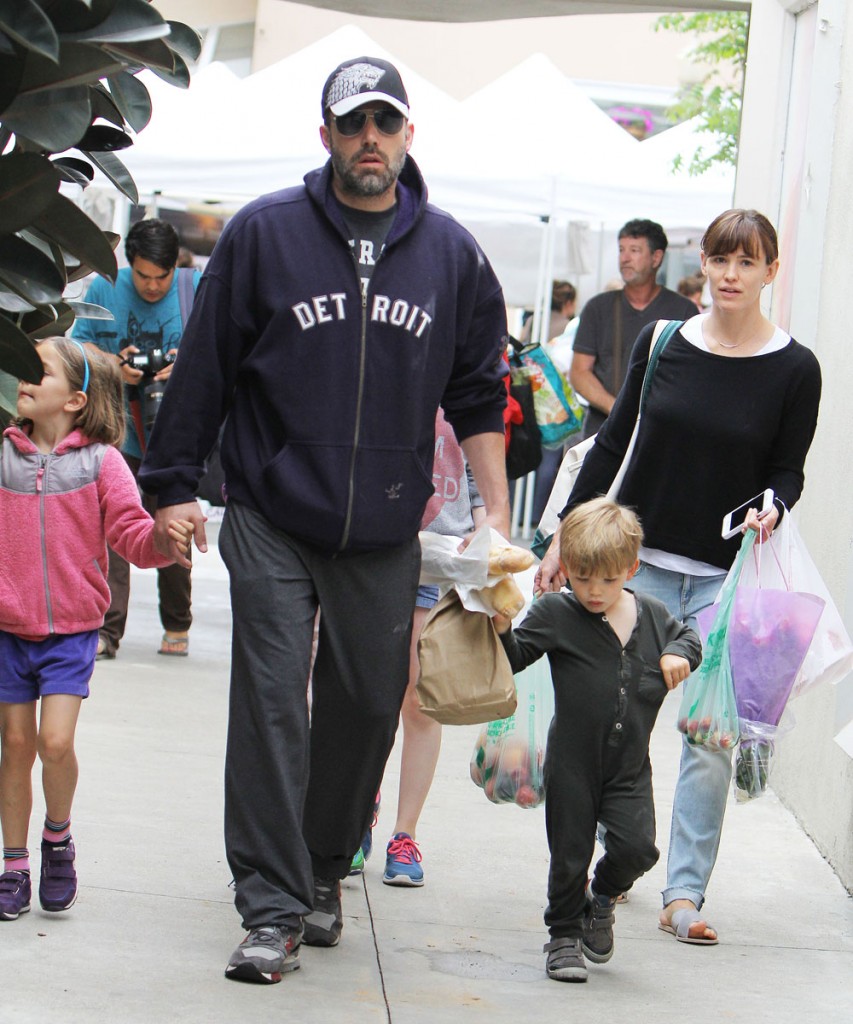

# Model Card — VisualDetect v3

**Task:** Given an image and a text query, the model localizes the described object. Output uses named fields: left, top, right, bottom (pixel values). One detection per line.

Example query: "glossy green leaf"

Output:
left=106, top=70, right=151, bottom=132
left=77, top=124, right=132, bottom=151
left=31, top=193, right=117, bottom=284
left=45, top=302, right=76, bottom=337
left=2, top=84, right=92, bottom=152
left=150, top=51, right=190, bottom=90
left=0, top=0, right=59, bottom=62
left=66, top=230, right=120, bottom=283
left=0, top=313, right=43, bottom=381
left=0, top=234, right=65, bottom=304
left=89, top=82, right=125, bottom=127
left=16, top=41, right=124, bottom=95
left=0, top=152, right=59, bottom=234
left=67, top=300, right=114, bottom=321
left=0, top=289, right=35, bottom=314
left=49, top=0, right=118, bottom=34
left=52, top=156, right=96, bottom=187
left=61, top=0, right=170, bottom=46
left=0, top=53, right=26, bottom=113
left=103, top=37, right=175, bottom=74
left=19, top=305, right=59, bottom=336
left=165, top=21, right=202, bottom=64
left=81, top=149, right=138, bottom=203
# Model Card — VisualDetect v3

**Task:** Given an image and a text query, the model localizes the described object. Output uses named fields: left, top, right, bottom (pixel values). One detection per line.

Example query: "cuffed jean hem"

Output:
left=661, top=886, right=706, bottom=911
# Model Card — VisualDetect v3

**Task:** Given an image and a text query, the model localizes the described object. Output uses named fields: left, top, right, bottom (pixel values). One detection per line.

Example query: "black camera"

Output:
left=123, top=347, right=174, bottom=380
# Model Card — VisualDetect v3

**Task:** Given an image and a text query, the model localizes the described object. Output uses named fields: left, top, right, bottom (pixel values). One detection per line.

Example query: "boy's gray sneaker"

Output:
left=581, top=884, right=617, bottom=963
left=544, top=937, right=588, bottom=982
left=302, top=877, right=343, bottom=947
left=224, top=925, right=302, bottom=984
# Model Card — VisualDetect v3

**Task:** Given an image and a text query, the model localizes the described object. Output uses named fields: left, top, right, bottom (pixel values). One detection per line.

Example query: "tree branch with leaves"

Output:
left=654, top=10, right=749, bottom=176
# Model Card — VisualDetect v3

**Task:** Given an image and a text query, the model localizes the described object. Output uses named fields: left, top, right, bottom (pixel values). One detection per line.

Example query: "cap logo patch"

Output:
left=326, top=63, right=385, bottom=108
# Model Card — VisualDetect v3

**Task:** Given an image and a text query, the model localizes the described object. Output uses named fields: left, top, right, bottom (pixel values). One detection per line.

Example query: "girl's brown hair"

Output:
left=16, top=338, right=126, bottom=447
left=701, top=209, right=779, bottom=264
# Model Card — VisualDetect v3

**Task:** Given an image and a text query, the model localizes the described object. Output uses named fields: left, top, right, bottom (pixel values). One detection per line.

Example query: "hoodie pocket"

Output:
left=347, top=444, right=434, bottom=549
left=259, top=442, right=433, bottom=550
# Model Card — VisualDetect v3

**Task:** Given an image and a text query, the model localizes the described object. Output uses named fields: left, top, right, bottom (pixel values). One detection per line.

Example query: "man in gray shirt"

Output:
left=570, top=219, right=697, bottom=438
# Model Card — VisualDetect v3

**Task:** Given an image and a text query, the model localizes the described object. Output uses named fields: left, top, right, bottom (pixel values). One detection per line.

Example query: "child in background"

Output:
left=348, top=408, right=485, bottom=888
left=0, top=338, right=187, bottom=921
left=493, top=498, right=701, bottom=982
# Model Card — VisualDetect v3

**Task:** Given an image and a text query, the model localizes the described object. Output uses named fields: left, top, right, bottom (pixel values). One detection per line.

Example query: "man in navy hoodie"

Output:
left=140, top=56, right=510, bottom=983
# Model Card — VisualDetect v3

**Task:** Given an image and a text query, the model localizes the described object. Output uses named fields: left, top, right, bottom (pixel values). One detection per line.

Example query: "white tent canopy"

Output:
left=118, top=25, right=735, bottom=304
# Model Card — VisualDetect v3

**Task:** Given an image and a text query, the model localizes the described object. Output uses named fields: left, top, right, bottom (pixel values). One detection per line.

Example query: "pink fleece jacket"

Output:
left=0, top=426, right=172, bottom=638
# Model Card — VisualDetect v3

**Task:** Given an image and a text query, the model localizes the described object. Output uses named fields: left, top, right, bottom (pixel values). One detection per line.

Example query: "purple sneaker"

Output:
left=40, top=839, right=77, bottom=912
left=0, top=871, right=31, bottom=920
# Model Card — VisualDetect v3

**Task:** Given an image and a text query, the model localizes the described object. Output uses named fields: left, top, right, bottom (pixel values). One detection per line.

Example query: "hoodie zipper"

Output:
left=338, top=248, right=376, bottom=553
left=36, top=455, right=54, bottom=632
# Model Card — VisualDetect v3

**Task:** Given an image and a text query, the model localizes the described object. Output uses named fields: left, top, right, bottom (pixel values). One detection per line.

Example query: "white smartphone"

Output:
left=721, top=489, right=775, bottom=539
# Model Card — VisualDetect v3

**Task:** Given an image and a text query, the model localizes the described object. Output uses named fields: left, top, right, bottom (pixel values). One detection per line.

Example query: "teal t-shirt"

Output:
left=72, top=266, right=199, bottom=458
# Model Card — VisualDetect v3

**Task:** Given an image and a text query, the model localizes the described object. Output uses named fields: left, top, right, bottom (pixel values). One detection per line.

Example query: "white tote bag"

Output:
left=531, top=318, right=680, bottom=558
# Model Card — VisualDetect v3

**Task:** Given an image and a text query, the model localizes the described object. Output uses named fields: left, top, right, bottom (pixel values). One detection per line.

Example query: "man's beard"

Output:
left=331, top=144, right=406, bottom=198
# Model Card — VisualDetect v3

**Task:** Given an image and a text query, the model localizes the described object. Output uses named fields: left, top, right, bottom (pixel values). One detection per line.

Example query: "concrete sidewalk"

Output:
left=4, top=530, right=852, bottom=1022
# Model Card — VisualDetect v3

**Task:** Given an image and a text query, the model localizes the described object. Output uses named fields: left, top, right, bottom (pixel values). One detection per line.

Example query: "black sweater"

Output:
left=563, top=322, right=821, bottom=570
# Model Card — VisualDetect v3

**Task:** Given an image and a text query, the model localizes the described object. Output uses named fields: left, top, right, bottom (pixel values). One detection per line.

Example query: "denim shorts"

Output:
left=415, top=584, right=440, bottom=610
left=0, top=629, right=99, bottom=703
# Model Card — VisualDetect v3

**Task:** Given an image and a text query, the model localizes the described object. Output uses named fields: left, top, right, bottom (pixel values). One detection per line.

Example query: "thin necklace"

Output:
left=715, top=337, right=748, bottom=349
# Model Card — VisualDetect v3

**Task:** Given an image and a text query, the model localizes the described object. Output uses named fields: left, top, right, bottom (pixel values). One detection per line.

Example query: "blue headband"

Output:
left=68, top=339, right=90, bottom=394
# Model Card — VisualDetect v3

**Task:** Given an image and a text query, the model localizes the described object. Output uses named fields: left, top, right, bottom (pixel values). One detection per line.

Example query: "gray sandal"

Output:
left=658, top=907, right=719, bottom=945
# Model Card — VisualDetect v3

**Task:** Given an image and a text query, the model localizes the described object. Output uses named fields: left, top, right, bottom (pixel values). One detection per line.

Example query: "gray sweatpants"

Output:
left=219, top=502, right=420, bottom=930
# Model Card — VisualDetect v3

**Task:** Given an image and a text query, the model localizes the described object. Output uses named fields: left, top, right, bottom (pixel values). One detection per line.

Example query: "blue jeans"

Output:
left=630, top=561, right=728, bottom=910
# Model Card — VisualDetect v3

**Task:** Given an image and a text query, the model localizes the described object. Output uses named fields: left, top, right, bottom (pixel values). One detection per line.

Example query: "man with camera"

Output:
left=73, top=218, right=200, bottom=660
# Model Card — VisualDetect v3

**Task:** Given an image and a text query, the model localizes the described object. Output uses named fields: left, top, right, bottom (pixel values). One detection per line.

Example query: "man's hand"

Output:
left=118, top=345, right=144, bottom=385
left=154, top=501, right=207, bottom=568
left=458, top=509, right=509, bottom=551
left=533, top=526, right=565, bottom=596
left=570, top=352, right=616, bottom=416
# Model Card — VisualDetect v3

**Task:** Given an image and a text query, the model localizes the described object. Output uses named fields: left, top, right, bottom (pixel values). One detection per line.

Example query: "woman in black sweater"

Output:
left=536, top=209, right=822, bottom=945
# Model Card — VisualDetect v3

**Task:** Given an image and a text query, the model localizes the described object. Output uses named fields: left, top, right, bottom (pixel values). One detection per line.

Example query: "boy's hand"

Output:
left=492, top=612, right=513, bottom=635
left=166, top=518, right=195, bottom=557
left=660, top=654, right=691, bottom=690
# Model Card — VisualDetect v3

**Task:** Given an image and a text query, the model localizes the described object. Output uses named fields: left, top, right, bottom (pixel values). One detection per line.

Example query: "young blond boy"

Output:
left=494, top=498, right=701, bottom=982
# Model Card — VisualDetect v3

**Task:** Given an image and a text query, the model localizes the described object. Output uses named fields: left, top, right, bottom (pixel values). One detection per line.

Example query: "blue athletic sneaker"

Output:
left=382, top=832, right=423, bottom=887
left=349, top=791, right=381, bottom=876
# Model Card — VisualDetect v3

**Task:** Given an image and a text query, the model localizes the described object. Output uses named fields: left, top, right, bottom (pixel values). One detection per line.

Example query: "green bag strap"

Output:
left=640, top=318, right=683, bottom=413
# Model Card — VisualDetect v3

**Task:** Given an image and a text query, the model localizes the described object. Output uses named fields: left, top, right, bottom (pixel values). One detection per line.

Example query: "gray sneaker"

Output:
left=544, top=937, right=588, bottom=982
left=224, top=925, right=302, bottom=984
left=581, top=884, right=617, bottom=963
left=302, top=877, right=343, bottom=947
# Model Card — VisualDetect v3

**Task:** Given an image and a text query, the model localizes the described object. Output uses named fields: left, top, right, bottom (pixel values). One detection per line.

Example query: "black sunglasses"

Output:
left=331, top=108, right=406, bottom=137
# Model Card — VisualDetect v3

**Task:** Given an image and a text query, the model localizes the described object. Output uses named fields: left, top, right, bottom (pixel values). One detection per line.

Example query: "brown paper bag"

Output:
left=416, top=589, right=517, bottom=725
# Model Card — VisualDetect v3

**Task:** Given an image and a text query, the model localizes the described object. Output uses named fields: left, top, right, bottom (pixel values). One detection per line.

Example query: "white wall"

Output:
left=736, top=0, right=853, bottom=889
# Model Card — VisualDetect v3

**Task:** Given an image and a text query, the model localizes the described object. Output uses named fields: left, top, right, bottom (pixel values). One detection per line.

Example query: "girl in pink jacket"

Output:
left=0, top=337, right=188, bottom=922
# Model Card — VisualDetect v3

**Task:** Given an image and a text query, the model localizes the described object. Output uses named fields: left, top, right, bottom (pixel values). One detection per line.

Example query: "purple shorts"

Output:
left=0, top=630, right=99, bottom=703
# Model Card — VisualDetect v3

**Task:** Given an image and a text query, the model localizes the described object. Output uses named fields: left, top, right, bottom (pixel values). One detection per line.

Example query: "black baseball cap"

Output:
left=322, top=57, right=410, bottom=119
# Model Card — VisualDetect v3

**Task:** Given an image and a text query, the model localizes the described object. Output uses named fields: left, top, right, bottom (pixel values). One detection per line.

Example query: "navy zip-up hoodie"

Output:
left=140, top=157, right=508, bottom=553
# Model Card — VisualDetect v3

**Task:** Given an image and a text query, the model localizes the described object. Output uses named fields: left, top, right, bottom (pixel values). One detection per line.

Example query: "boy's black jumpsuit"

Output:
left=501, top=590, right=701, bottom=939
